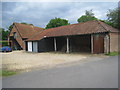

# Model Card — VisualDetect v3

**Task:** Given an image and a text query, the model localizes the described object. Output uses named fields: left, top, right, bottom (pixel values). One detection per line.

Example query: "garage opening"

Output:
left=70, top=35, right=91, bottom=53
left=38, top=38, right=54, bottom=52
left=53, top=35, right=91, bottom=53
left=56, top=37, right=66, bottom=52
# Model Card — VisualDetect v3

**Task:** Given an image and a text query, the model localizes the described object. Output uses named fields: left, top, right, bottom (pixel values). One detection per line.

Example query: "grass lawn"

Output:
left=0, top=70, right=16, bottom=77
left=106, top=52, right=120, bottom=56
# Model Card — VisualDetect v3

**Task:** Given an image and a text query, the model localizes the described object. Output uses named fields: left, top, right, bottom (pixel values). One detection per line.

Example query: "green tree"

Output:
left=85, top=9, right=94, bottom=16
left=99, top=20, right=115, bottom=27
left=0, top=28, right=9, bottom=40
left=45, top=17, right=70, bottom=29
left=8, top=24, right=13, bottom=31
left=77, top=10, right=98, bottom=23
left=106, top=7, right=120, bottom=29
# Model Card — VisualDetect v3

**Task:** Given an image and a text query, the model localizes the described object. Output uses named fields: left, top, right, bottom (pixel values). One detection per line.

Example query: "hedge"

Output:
left=0, top=41, right=8, bottom=47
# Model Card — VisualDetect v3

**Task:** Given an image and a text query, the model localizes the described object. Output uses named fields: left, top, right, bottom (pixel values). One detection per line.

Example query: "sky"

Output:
left=1, top=1, right=118, bottom=30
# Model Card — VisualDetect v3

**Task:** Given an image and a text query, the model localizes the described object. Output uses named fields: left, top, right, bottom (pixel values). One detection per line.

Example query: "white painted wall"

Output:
left=28, top=42, right=32, bottom=52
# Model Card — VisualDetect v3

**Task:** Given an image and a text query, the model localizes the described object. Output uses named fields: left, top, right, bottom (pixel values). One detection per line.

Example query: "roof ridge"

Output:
left=14, top=23, right=23, bottom=38
left=26, top=29, right=45, bottom=41
left=14, top=22, right=44, bottom=29
left=96, top=20, right=109, bottom=32
left=43, top=20, right=93, bottom=31
left=31, top=25, right=44, bottom=29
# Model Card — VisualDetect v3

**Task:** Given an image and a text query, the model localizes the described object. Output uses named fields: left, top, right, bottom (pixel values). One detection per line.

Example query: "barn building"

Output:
left=8, top=23, right=44, bottom=50
left=25, top=20, right=119, bottom=54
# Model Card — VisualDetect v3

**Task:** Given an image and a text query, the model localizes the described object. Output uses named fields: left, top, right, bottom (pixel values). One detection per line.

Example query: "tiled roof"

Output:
left=10, top=23, right=44, bottom=39
left=27, top=20, right=119, bottom=41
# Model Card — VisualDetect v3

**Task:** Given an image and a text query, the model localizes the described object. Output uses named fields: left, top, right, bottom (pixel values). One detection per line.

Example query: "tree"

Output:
left=106, top=7, right=120, bottom=29
left=99, top=20, right=115, bottom=27
left=45, top=17, right=70, bottom=29
left=85, top=9, right=94, bottom=16
left=8, top=24, right=13, bottom=31
left=77, top=10, right=98, bottom=23
left=0, top=28, right=9, bottom=40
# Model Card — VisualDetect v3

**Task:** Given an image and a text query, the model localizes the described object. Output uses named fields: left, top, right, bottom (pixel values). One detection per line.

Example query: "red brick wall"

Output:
left=9, top=25, right=25, bottom=49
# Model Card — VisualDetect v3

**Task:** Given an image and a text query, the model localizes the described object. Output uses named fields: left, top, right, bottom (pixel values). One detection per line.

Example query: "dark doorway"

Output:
left=70, top=35, right=91, bottom=53
left=38, top=38, right=54, bottom=52
left=56, top=37, right=66, bottom=52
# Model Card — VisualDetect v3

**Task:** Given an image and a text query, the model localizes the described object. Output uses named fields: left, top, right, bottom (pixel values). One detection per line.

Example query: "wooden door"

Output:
left=93, top=35, right=104, bottom=54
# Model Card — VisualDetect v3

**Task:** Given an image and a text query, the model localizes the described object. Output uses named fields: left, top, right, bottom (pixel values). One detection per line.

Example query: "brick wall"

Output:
left=9, top=25, right=25, bottom=50
left=109, top=32, right=120, bottom=52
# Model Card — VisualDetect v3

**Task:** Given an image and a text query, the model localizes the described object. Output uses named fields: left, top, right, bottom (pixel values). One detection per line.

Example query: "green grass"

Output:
left=106, top=52, right=120, bottom=56
left=0, top=70, right=17, bottom=77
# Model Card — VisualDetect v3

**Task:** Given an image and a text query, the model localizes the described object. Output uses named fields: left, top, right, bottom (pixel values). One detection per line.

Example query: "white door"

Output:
left=33, top=42, right=38, bottom=52
left=28, top=42, right=32, bottom=52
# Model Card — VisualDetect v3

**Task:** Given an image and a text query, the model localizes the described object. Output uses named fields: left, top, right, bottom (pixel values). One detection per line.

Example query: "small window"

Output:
left=13, top=32, right=17, bottom=39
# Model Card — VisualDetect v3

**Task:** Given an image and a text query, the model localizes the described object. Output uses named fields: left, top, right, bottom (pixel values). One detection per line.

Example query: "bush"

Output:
left=0, top=41, right=8, bottom=47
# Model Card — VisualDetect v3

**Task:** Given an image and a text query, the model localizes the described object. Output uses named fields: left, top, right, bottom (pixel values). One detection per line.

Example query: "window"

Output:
left=13, top=32, right=17, bottom=39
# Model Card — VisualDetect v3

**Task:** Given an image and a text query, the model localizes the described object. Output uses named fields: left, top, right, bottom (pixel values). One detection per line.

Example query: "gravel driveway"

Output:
left=2, top=55, right=117, bottom=88
left=1, top=50, right=108, bottom=72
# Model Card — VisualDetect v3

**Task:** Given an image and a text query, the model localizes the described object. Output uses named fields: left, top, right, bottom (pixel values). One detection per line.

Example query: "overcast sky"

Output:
left=2, top=2, right=118, bottom=29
